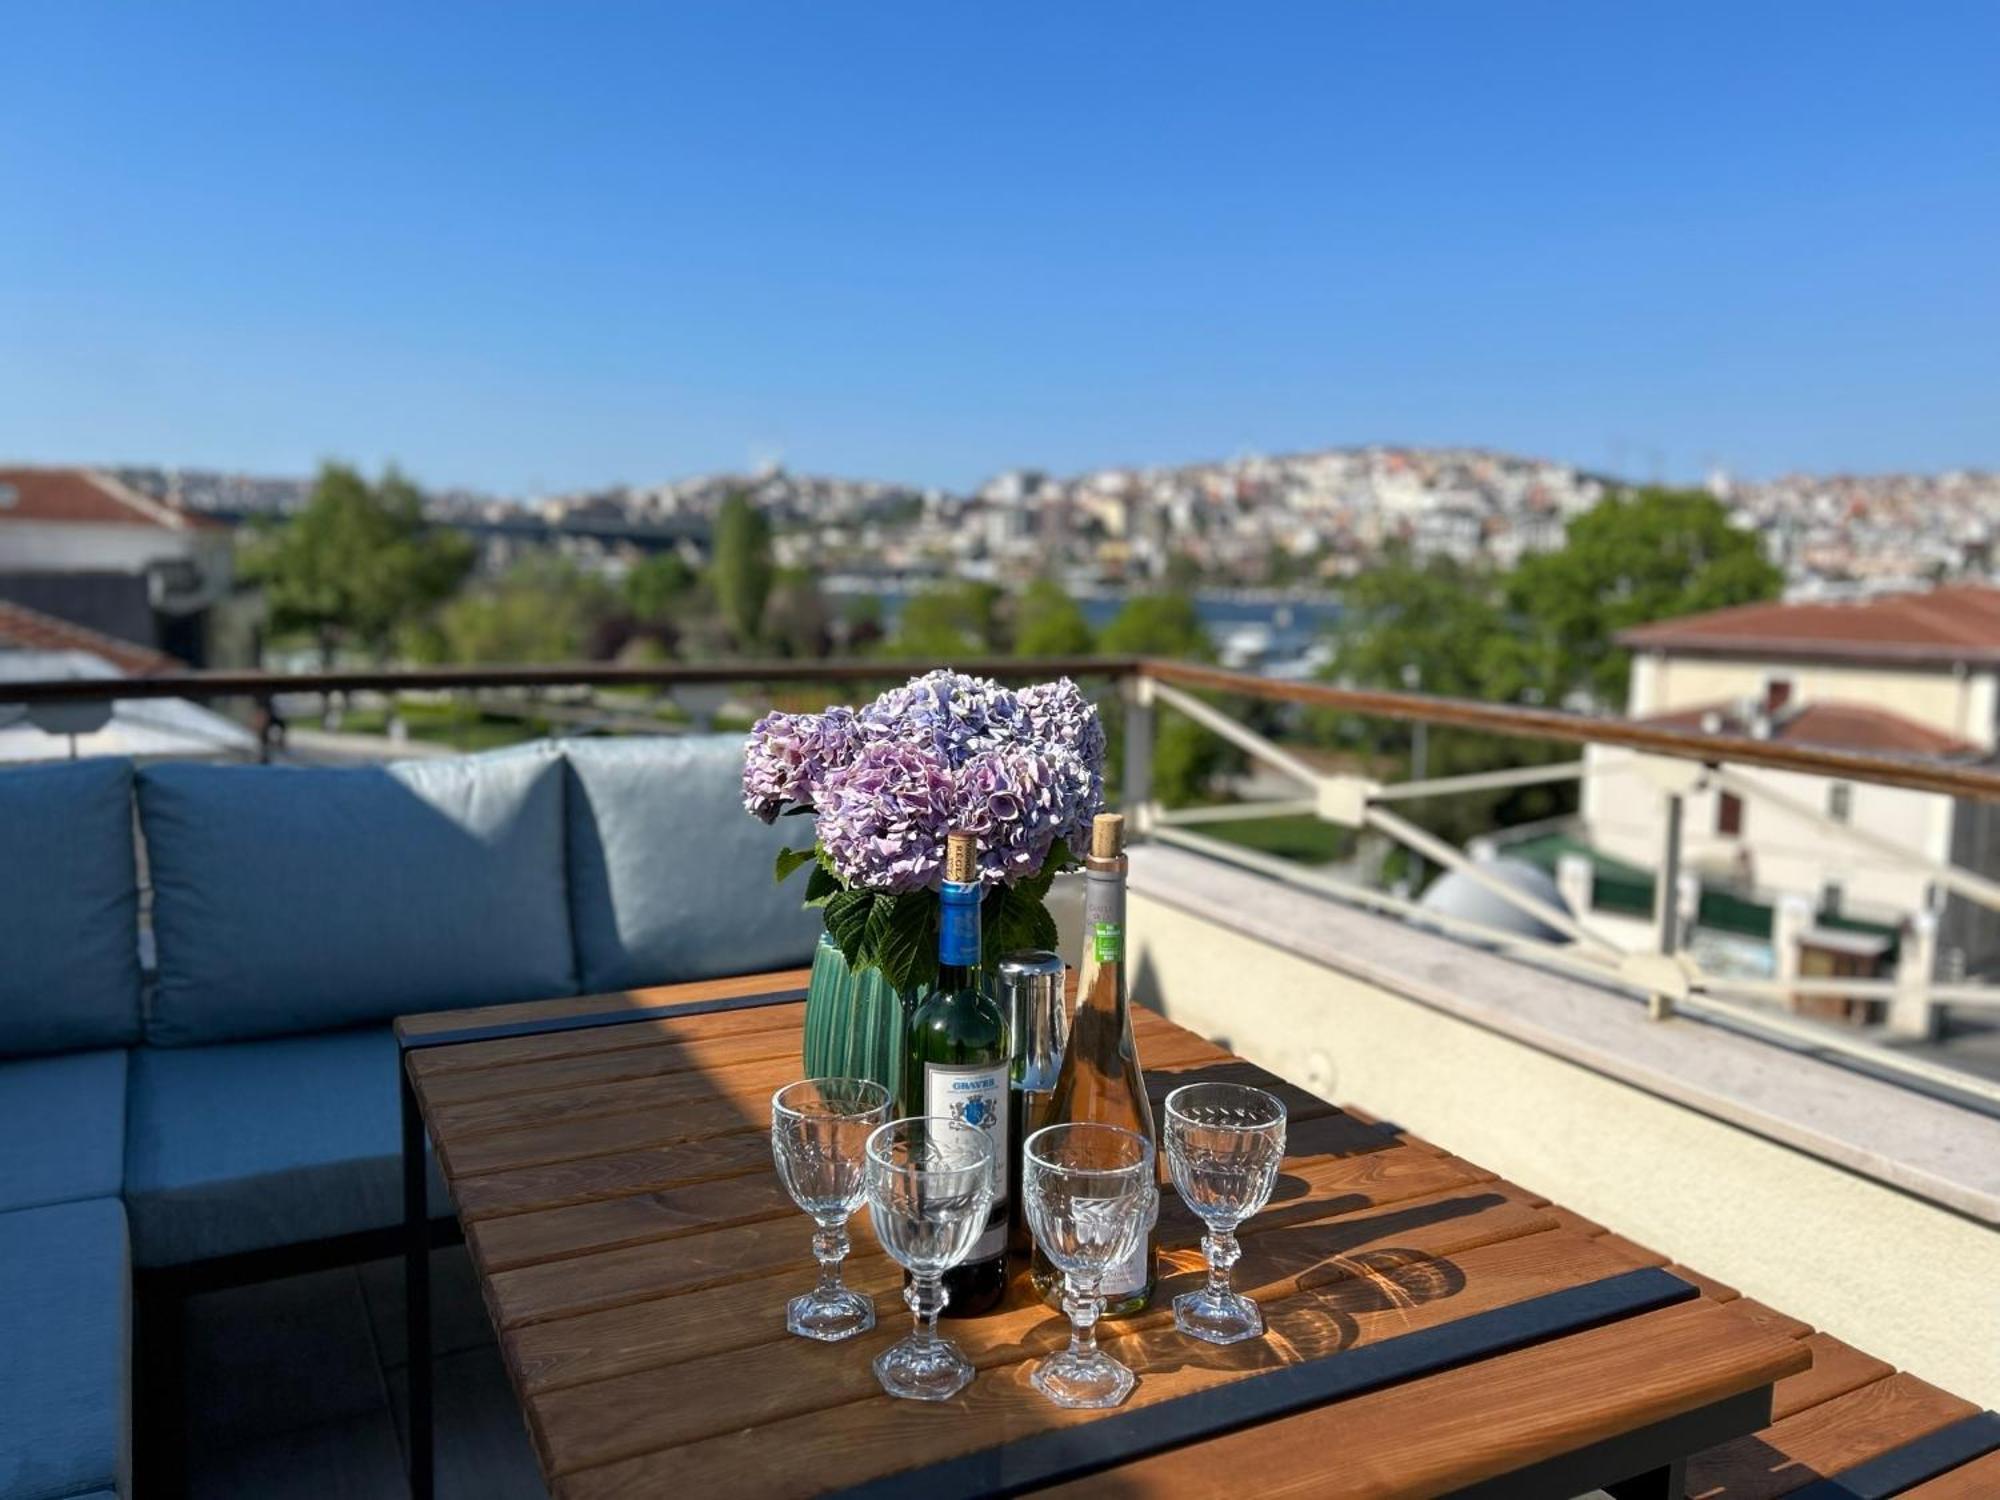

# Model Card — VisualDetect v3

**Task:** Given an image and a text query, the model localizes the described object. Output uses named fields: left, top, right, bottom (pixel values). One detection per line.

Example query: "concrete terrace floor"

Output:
left=181, top=1246, right=546, bottom=1500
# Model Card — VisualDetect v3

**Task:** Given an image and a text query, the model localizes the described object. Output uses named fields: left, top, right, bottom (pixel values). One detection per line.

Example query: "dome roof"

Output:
left=1417, top=855, right=1572, bottom=944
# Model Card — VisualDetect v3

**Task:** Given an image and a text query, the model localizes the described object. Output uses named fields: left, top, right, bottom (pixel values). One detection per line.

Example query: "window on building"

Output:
left=1716, top=792, right=1744, bottom=837
left=1828, top=782, right=1852, bottom=823
left=1764, top=677, right=1794, bottom=713
left=1822, top=880, right=1844, bottom=918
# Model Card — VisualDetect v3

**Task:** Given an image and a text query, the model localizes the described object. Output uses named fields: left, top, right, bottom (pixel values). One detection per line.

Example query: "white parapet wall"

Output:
left=1125, top=845, right=2000, bottom=1409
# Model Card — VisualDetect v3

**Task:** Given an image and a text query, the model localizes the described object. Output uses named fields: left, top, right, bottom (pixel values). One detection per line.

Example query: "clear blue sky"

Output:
left=3, top=2, right=1996, bottom=494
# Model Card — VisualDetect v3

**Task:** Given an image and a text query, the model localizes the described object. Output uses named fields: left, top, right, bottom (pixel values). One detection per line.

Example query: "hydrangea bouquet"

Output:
left=743, top=670, right=1106, bottom=994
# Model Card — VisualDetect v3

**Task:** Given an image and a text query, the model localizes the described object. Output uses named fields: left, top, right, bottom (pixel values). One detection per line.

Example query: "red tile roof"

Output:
left=0, top=467, right=227, bottom=532
left=1617, top=586, right=2000, bottom=665
left=0, top=599, right=181, bottom=676
left=1641, top=698, right=1979, bottom=758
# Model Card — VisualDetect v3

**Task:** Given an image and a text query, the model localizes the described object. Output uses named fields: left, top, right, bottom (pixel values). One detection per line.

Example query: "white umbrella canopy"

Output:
left=0, top=651, right=258, bottom=763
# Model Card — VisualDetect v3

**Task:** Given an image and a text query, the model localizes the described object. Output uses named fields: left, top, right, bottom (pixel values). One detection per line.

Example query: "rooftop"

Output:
left=0, top=597, right=180, bottom=675
left=0, top=465, right=226, bottom=532
left=1639, top=697, right=1983, bottom=758
left=1617, top=584, right=2000, bottom=665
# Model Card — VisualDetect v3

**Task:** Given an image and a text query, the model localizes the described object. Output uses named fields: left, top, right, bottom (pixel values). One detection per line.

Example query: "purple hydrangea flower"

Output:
left=740, top=706, right=864, bottom=822
left=815, top=740, right=958, bottom=894
left=1015, top=678, right=1107, bottom=825
left=953, top=744, right=1096, bottom=886
left=859, top=670, right=1024, bottom=761
left=744, top=669, right=1107, bottom=890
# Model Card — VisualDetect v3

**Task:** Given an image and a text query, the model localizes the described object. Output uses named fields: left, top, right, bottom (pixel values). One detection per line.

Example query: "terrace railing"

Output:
left=7, top=652, right=2000, bottom=1105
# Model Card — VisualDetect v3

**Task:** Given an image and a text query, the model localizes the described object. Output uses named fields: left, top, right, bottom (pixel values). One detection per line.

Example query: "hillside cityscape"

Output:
left=117, top=446, right=2000, bottom=600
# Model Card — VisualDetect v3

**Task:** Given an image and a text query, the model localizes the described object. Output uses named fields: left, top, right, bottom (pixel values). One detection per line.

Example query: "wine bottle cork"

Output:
left=944, top=830, right=977, bottom=884
left=1090, top=812, right=1125, bottom=859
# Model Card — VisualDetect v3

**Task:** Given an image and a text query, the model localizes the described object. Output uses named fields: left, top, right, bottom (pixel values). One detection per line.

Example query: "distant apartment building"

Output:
left=0, top=466, right=251, bottom=667
left=1573, top=587, right=2000, bottom=1009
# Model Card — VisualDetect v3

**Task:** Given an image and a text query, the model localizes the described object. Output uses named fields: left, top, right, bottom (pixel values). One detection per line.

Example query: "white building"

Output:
left=1578, top=586, right=2000, bottom=1006
left=0, top=467, right=242, bottom=666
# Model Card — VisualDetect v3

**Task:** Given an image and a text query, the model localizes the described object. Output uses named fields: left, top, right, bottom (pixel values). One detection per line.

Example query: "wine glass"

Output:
left=770, top=1077, right=893, bottom=1342
left=1163, top=1081, right=1286, bottom=1345
left=1022, top=1122, right=1154, bottom=1408
left=864, top=1116, right=996, bottom=1401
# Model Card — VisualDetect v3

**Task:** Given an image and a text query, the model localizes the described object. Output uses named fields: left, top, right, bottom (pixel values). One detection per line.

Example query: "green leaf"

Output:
left=982, top=884, right=1061, bottom=966
left=803, top=862, right=840, bottom=908
left=869, top=892, right=938, bottom=995
left=823, top=889, right=876, bottom=968
left=1013, top=840, right=1070, bottom=905
left=773, top=846, right=816, bottom=884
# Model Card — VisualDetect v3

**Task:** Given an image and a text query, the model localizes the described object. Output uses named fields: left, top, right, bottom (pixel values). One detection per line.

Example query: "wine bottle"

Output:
left=1033, top=812, right=1158, bottom=1316
left=904, top=829, right=1010, bottom=1317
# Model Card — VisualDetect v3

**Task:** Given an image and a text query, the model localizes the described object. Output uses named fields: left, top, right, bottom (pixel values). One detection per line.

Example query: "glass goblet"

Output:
left=1022, top=1122, right=1154, bottom=1409
left=770, top=1077, right=892, bottom=1342
left=1163, top=1081, right=1287, bottom=1345
left=863, top=1116, right=996, bottom=1401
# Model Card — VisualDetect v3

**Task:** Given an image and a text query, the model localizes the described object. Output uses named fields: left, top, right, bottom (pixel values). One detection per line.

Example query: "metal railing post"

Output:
left=1649, top=792, right=1685, bottom=1020
left=1123, top=671, right=1155, bottom=837
left=1887, top=909, right=1941, bottom=1041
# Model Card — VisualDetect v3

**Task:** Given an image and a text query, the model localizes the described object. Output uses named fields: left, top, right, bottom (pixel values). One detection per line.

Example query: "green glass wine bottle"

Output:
left=902, top=829, right=1010, bottom=1317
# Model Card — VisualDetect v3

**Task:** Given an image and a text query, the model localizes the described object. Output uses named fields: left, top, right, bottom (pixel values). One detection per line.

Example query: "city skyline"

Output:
left=4, top=4, right=1998, bottom=492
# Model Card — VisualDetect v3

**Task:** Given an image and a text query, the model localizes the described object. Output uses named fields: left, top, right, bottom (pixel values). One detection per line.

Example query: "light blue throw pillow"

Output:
left=0, top=757, right=141, bottom=1056
left=562, top=735, right=824, bottom=994
left=139, top=753, right=577, bottom=1045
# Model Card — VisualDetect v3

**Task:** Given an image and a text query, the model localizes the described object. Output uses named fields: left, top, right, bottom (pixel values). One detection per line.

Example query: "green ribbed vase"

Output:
left=801, top=933, right=915, bottom=1100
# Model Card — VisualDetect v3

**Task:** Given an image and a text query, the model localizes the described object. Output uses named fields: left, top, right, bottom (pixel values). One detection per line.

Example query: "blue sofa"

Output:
left=0, top=736, right=821, bottom=1499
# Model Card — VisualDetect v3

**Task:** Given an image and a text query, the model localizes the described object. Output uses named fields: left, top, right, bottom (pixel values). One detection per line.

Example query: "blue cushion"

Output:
left=138, top=753, right=577, bottom=1045
left=123, top=1026, right=447, bottom=1268
left=0, top=758, right=141, bottom=1056
left=0, top=1051, right=126, bottom=1214
left=0, top=1198, right=128, bottom=1500
left=562, top=736, right=825, bottom=993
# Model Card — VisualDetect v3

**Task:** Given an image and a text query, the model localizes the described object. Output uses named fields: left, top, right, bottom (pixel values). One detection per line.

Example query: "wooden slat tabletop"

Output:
left=404, top=971, right=1979, bottom=1499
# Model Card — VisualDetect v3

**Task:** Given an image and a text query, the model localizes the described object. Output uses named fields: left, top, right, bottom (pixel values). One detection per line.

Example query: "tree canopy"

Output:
left=878, top=579, right=1005, bottom=659
left=1314, top=550, right=1563, bottom=861
left=1508, top=487, right=1782, bottom=708
left=1011, top=579, right=1095, bottom=657
left=241, top=463, right=473, bottom=663
left=410, top=554, right=612, bottom=665
left=1097, top=591, right=1208, bottom=658
left=1097, top=591, right=1226, bottom=807
left=711, top=492, right=775, bottom=648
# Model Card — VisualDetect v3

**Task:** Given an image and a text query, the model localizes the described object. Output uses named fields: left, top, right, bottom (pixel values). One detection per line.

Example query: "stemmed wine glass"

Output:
left=1163, top=1081, right=1287, bottom=1345
left=864, top=1116, right=996, bottom=1401
left=769, top=1077, right=893, bottom=1341
left=1022, top=1122, right=1154, bottom=1408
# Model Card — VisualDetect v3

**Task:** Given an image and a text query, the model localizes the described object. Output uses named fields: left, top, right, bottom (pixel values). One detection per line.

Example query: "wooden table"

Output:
left=395, top=968, right=1814, bottom=1499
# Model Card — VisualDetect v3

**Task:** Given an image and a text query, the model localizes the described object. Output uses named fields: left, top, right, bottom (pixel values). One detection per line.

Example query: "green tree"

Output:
left=1508, top=487, right=1783, bottom=708
left=1164, top=551, right=1205, bottom=593
left=623, top=551, right=697, bottom=622
left=414, top=555, right=612, bottom=665
left=765, top=567, right=833, bottom=658
left=710, top=492, right=775, bottom=648
left=1012, top=579, right=1095, bottom=658
left=879, top=579, right=1005, bottom=659
left=242, top=462, right=473, bottom=664
left=1097, top=592, right=1208, bottom=659
left=1315, top=551, right=1561, bottom=859
left=1098, top=592, right=1229, bottom=806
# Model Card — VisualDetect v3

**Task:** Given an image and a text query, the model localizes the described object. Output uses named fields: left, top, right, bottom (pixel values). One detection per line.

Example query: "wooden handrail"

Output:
left=0, top=656, right=1140, bottom=703
left=3, top=651, right=1996, bottom=801
left=1141, top=659, right=2000, bottom=803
